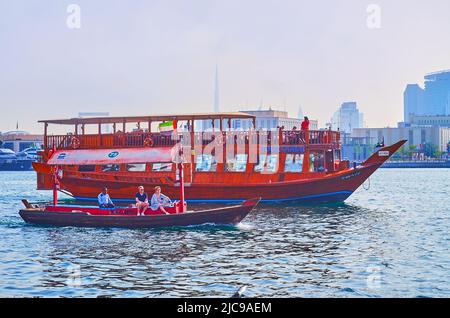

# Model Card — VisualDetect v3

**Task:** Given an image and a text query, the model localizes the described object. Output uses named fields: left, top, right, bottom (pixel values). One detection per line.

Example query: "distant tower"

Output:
left=214, top=65, right=220, bottom=113
left=297, top=105, right=304, bottom=119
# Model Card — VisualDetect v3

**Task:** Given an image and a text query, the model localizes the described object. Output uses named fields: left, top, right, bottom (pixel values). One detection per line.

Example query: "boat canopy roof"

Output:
left=39, top=112, right=256, bottom=126
left=47, top=148, right=175, bottom=165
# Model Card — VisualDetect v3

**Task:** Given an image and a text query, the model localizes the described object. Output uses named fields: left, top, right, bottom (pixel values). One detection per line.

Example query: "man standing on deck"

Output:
left=98, top=187, right=115, bottom=208
left=301, top=116, right=310, bottom=144
left=301, top=116, right=310, bottom=131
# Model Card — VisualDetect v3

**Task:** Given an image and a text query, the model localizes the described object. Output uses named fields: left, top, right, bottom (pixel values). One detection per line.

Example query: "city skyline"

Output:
left=1, top=0, right=450, bottom=133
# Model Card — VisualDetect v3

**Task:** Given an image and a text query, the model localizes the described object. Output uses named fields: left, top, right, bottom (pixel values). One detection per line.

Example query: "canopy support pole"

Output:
left=176, top=145, right=187, bottom=213
left=178, top=147, right=185, bottom=213
left=52, top=164, right=59, bottom=206
left=44, top=123, right=48, bottom=148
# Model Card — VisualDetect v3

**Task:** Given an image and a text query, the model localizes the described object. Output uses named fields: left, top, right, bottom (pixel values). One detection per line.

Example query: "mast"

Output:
left=177, top=146, right=186, bottom=212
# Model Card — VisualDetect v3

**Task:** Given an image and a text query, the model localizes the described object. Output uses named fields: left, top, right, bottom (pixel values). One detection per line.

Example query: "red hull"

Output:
left=52, top=141, right=406, bottom=204
left=53, top=141, right=405, bottom=202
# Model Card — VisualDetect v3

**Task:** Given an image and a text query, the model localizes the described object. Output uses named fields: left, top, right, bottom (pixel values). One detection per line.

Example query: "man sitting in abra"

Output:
left=98, top=187, right=115, bottom=209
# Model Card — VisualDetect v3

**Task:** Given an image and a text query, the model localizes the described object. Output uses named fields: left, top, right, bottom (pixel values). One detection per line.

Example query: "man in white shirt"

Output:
left=98, top=187, right=115, bottom=208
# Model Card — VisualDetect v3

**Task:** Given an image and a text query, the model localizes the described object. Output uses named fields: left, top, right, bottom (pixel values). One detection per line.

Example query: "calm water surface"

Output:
left=0, top=169, right=449, bottom=297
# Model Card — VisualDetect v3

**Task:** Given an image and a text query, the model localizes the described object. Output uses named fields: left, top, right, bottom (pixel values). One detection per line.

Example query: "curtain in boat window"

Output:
left=285, top=154, right=304, bottom=172
left=226, top=154, right=248, bottom=172
left=195, top=154, right=217, bottom=172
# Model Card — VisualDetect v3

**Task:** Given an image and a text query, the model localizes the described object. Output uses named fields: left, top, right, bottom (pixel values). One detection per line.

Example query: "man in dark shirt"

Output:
left=135, top=186, right=149, bottom=216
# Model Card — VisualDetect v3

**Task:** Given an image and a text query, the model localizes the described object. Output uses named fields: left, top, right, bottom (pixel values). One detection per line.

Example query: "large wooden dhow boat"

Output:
left=32, top=113, right=406, bottom=204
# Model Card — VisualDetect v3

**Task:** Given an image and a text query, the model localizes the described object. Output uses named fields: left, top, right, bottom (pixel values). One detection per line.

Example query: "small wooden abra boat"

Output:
left=19, top=146, right=260, bottom=228
left=19, top=198, right=260, bottom=229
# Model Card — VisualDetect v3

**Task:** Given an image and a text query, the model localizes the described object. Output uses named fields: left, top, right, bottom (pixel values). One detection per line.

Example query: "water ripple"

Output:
left=0, top=170, right=449, bottom=297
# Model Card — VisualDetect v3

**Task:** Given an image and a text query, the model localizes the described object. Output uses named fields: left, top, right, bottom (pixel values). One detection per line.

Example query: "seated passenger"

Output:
left=98, top=187, right=115, bottom=208
left=150, top=186, right=171, bottom=215
left=135, top=186, right=149, bottom=216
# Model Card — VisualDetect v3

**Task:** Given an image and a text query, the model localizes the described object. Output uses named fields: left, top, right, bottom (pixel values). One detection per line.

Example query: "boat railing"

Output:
left=282, top=130, right=340, bottom=145
left=44, top=130, right=340, bottom=150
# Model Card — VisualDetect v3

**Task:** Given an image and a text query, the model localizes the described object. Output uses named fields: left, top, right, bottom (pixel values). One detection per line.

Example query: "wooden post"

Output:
left=190, top=118, right=195, bottom=170
left=98, top=123, right=102, bottom=146
left=52, top=160, right=59, bottom=206
left=44, top=123, right=48, bottom=148
left=302, top=127, right=310, bottom=173
left=178, top=161, right=185, bottom=212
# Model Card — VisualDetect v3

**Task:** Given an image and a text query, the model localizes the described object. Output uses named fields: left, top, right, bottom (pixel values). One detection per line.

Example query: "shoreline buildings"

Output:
left=0, top=131, right=43, bottom=152
left=342, top=70, right=450, bottom=161
left=237, top=108, right=318, bottom=131
left=352, top=126, right=450, bottom=153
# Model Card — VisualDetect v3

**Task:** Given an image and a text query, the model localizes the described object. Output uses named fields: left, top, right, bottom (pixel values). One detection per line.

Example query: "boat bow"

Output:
left=361, top=140, right=407, bottom=167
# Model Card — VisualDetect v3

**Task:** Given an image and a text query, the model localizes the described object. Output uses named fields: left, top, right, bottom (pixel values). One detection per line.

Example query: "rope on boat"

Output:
left=363, top=177, right=371, bottom=190
left=58, top=189, right=75, bottom=198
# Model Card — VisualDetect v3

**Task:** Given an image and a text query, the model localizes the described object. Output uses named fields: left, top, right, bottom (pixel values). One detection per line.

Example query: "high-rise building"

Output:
left=404, top=84, right=424, bottom=123
left=330, top=102, right=364, bottom=134
left=404, top=70, right=450, bottom=123
left=424, top=71, right=450, bottom=116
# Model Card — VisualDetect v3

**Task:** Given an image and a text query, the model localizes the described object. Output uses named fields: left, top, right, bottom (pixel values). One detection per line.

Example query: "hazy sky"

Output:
left=1, top=0, right=450, bottom=133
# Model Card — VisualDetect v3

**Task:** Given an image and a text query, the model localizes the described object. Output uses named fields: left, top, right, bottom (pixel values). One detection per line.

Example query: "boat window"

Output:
left=254, top=154, right=267, bottom=172
left=309, top=151, right=325, bottom=172
left=152, top=163, right=173, bottom=172
left=255, top=154, right=279, bottom=173
left=102, top=164, right=120, bottom=172
left=226, top=154, right=248, bottom=172
left=78, top=165, right=96, bottom=172
left=2, top=142, right=14, bottom=151
left=195, top=154, right=217, bottom=172
left=334, top=149, right=340, bottom=160
left=265, top=155, right=279, bottom=173
left=126, top=163, right=146, bottom=172
left=284, top=154, right=304, bottom=172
